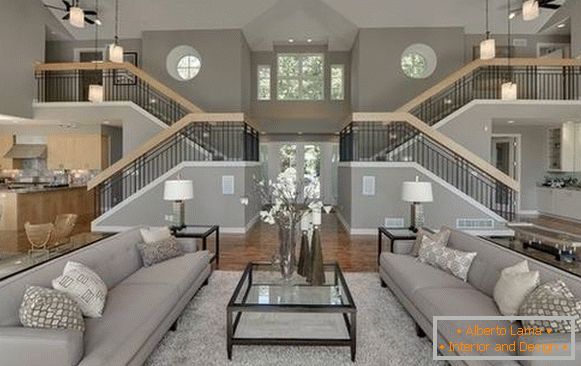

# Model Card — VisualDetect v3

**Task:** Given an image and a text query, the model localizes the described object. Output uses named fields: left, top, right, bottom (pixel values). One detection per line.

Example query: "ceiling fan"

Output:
left=44, top=0, right=99, bottom=26
left=508, top=0, right=563, bottom=18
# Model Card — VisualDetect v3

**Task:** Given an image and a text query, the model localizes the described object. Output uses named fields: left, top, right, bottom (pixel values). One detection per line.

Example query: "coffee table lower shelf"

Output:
left=226, top=308, right=357, bottom=362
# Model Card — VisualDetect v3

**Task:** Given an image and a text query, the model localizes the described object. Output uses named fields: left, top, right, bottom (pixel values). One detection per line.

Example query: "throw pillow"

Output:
left=52, top=261, right=108, bottom=318
left=19, top=286, right=84, bottom=332
left=493, top=261, right=540, bottom=316
left=519, top=280, right=581, bottom=333
left=419, top=236, right=477, bottom=281
left=136, top=236, right=183, bottom=267
left=140, top=226, right=172, bottom=244
left=410, top=229, right=451, bottom=257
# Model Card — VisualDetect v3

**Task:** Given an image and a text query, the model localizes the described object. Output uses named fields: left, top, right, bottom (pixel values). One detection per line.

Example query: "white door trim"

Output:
left=491, top=133, right=522, bottom=212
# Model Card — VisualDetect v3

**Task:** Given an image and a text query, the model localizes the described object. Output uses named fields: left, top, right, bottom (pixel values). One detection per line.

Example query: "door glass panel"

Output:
left=304, top=145, right=321, bottom=199
left=280, top=144, right=297, bottom=182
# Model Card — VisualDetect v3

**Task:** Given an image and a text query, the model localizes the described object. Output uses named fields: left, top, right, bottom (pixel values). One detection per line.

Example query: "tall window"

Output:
left=257, top=65, right=271, bottom=101
left=330, top=64, right=345, bottom=100
left=277, top=54, right=324, bottom=101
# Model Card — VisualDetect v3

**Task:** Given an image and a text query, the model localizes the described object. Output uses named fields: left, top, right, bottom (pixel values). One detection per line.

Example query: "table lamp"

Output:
left=401, top=177, right=433, bottom=232
left=164, top=180, right=194, bottom=230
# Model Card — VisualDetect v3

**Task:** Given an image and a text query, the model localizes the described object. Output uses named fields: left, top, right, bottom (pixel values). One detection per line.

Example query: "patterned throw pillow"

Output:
left=418, top=236, right=477, bottom=281
left=19, top=286, right=84, bottom=332
left=136, top=236, right=183, bottom=267
left=410, top=229, right=450, bottom=257
left=52, top=261, right=108, bottom=318
left=519, top=280, right=581, bottom=333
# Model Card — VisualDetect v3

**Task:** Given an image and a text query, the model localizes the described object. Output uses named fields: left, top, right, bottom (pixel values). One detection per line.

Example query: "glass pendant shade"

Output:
left=108, top=44, right=124, bottom=63
left=88, top=84, right=104, bottom=103
left=480, top=39, right=496, bottom=60
left=70, top=7, right=85, bottom=28
left=522, top=0, right=539, bottom=21
left=501, top=82, right=518, bottom=101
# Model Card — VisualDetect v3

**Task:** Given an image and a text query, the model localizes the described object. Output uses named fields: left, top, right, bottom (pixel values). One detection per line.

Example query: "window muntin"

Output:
left=257, top=65, right=271, bottom=101
left=277, top=54, right=324, bottom=101
left=330, top=64, right=345, bottom=100
left=176, top=55, right=201, bottom=80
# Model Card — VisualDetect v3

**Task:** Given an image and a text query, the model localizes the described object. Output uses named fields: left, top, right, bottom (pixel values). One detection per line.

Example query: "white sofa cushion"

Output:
left=493, top=260, right=540, bottom=316
left=140, top=227, right=172, bottom=244
left=52, top=262, right=108, bottom=318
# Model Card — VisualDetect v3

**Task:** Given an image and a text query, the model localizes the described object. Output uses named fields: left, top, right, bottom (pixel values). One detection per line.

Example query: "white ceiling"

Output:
left=42, top=0, right=568, bottom=51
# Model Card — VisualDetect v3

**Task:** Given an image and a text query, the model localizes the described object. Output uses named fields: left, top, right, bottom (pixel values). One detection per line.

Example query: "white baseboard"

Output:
left=349, top=228, right=377, bottom=236
left=245, top=214, right=260, bottom=232
left=518, top=210, right=540, bottom=216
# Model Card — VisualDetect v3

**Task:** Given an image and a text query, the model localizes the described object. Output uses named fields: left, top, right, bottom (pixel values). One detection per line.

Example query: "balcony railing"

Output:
left=90, top=113, right=259, bottom=217
left=398, top=59, right=581, bottom=127
left=340, top=113, right=519, bottom=221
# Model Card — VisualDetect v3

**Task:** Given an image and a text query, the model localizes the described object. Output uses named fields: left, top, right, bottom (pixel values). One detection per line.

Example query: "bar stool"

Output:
left=25, top=222, right=54, bottom=256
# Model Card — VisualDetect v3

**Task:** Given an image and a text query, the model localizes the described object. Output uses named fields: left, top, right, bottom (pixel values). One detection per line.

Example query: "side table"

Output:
left=377, top=227, right=417, bottom=264
left=172, top=225, right=220, bottom=266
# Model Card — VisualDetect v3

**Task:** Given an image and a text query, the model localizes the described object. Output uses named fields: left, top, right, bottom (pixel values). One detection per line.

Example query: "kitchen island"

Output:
left=0, top=185, right=94, bottom=231
left=537, top=186, right=581, bottom=221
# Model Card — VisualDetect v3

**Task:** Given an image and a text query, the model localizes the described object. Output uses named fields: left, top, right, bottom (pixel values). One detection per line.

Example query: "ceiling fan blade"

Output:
left=45, top=5, right=67, bottom=12
left=540, top=4, right=561, bottom=9
left=62, top=14, right=70, bottom=20
left=62, top=0, right=71, bottom=11
left=84, top=18, right=95, bottom=25
left=84, top=10, right=97, bottom=15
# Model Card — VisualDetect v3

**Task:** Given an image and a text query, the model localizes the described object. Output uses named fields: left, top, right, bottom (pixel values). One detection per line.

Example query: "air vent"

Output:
left=456, top=219, right=494, bottom=230
left=513, top=38, right=528, bottom=47
left=384, top=218, right=405, bottom=228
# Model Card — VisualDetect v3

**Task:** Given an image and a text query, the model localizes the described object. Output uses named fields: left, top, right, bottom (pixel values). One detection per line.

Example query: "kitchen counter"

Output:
left=0, top=185, right=94, bottom=231
left=0, top=184, right=88, bottom=194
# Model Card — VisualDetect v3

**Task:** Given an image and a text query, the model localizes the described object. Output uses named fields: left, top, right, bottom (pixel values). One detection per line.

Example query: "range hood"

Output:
left=4, top=144, right=47, bottom=159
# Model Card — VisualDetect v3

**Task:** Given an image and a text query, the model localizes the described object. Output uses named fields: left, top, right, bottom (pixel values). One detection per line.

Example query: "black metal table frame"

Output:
left=172, top=225, right=220, bottom=266
left=377, top=227, right=417, bottom=264
left=226, top=262, right=357, bottom=362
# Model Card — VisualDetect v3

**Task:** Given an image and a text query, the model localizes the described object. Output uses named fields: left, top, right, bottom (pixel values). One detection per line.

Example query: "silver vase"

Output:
left=278, top=223, right=298, bottom=281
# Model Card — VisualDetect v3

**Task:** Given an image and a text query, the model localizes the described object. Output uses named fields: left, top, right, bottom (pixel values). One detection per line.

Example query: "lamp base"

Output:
left=170, top=201, right=186, bottom=230
left=409, top=202, right=425, bottom=233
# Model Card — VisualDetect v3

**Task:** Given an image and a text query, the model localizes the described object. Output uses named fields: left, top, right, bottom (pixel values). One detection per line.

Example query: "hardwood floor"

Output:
left=218, top=214, right=378, bottom=272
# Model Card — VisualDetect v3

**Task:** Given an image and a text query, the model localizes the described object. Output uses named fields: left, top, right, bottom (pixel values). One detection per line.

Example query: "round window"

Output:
left=401, top=44, right=437, bottom=79
left=166, top=46, right=202, bottom=81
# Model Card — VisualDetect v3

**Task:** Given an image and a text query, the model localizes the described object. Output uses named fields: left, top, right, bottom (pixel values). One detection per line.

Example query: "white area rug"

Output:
left=145, top=271, right=443, bottom=366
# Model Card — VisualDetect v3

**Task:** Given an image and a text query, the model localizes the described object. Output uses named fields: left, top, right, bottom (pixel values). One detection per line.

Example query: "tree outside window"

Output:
left=330, top=64, right=344, bottom=100
left=277, top=54, right=324, bottom=101
left=257, top=65, right=271, bottom=101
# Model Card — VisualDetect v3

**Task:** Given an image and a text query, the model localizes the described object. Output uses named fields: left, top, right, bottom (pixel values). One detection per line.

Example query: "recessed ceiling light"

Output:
left=298, top=131, right=303, bottom=135
left=557, top=23, right=566, bottom=29
left=508, top=120, right=515, bottom=124
left=307, top=38, right=313, bottom=43
left=103, top=120, right=111, bottom=125
left=509, top=12, right=517, bottom=20
left=288, top=38, right=295, bottom=43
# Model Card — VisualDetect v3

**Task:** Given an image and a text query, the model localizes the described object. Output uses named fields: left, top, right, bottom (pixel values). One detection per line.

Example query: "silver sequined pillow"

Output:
left=418, top=236, right=477, bottom=281
left=19, top=286, right=84, bottom=332
left=136, top=236, right=183, bottom=267
left=519, top=280, right=581, bottom=333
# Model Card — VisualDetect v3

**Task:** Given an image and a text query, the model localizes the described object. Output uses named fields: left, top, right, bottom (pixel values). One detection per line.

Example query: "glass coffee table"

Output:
left=226, top=262, right=357, bottom=361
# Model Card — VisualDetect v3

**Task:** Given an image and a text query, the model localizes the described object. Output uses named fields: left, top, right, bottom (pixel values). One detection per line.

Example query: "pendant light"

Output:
left=89, top=0, right=103, bottom=103
left=480, top=0, right=496, bottom=60
left=109, top=0, right=124, bottom=63
left=69, top=1, right=85, bottom=28
left=502, top=0, right=517, bottom=101
left=522, top=0, right=540, bottom=21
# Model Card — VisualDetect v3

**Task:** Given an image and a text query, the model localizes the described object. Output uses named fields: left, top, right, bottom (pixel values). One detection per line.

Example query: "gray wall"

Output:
left=98, top=164, right=262, bottom=230
left=101, top=125, right=123, bottom=164
left=45, top=39, right=143, bottom=63
left=464, top=34, right=571, bottom=61
left=337, top=164, right=504, bottom=231
left=352, top=27, right=465, bottom=112
left=571, top=0, right=581, bottom=57
left=250, top=46, right=351, bottom=134
left=141, top=29, right=248, bottom=112
left=492, top=125, right=548, bottom=212
left=0, top=0, right=69, bottom=118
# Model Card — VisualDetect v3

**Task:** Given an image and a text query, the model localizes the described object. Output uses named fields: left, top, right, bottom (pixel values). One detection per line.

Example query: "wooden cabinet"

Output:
left=48, top=134, right=109, bottom=170
left=0, top=135, right=14, bottom=170
left=547, top=123, right=581, bottom=172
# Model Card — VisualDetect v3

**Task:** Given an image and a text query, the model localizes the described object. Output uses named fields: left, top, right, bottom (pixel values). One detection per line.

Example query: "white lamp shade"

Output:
left=164, top=180, right=194, bottom=201
left=109, top=44, right=124, bottom=63
left=480, top=39, right=496, bottom=60
left=402, top=181, right=433, bottom=203
left=522, top=0, right=539, bottom=21
left=69, top=7, right=85, bottom=28
left=88, top=85, right=103, bottom=103
left=501, top=82, right=518, bottom=101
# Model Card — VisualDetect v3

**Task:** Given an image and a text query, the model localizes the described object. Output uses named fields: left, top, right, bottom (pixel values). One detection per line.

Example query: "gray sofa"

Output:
left=0, top=227, right=212, bottom=366
left=380, top=227, right=581, bottom=366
